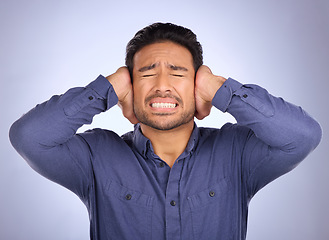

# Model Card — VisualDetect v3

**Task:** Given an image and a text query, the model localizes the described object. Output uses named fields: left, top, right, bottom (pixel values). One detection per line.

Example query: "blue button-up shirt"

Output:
left=10, top=75, right=321, bottom=240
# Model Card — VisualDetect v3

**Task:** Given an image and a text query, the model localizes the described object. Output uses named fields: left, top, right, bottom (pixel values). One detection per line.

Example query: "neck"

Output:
left=140, top=121, right=194, bottom=168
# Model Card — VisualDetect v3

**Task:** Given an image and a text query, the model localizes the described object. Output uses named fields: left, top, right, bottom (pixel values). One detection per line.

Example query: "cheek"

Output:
left=181, top=82, right=195, bottom=99
left=133, top=85, right=147, bottom=106
left=179, top=86, right=195, bottom=108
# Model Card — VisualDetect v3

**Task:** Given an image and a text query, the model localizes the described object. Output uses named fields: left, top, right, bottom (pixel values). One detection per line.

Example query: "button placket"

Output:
left=165, top=161, right=183, bottom=239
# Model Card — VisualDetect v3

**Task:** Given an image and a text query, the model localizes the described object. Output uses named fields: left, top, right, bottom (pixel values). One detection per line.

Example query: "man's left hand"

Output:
left=194, top=65, right=227, bottom=120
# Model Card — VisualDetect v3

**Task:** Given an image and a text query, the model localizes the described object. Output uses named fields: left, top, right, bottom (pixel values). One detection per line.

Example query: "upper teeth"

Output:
left=152, top=103, right=176, bottom=108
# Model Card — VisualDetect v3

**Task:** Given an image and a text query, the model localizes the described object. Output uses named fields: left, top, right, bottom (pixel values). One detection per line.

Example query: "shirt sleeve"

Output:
left=212, top=78, right=322, bottom=197
left=9, top=75, right=118, bottom=200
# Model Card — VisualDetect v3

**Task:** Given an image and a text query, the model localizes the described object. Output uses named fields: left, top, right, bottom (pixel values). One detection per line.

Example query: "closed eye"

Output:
left=142, top=74, right=156, bottom=77
left=171, top=74, right=184, bottom=77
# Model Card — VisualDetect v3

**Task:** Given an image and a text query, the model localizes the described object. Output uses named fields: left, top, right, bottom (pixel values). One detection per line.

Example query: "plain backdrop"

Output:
left=1, top=0, right=328, bottom=239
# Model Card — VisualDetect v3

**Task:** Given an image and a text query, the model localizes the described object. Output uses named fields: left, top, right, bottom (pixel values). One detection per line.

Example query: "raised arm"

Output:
left=9, top=67, right=133, bottom=197
left=195, top=65, right=322, bottom=195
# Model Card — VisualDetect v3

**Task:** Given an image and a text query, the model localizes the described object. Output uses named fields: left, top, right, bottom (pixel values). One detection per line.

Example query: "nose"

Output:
left=154, top=72, right=172, bottom=93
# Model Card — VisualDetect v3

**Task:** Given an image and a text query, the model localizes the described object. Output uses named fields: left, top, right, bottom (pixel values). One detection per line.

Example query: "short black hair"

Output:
left=125, top=22, right=203, bottom=78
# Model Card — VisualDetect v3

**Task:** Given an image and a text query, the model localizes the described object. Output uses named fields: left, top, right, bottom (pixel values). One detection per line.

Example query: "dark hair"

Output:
left=125, top=22, right=203, bottom=78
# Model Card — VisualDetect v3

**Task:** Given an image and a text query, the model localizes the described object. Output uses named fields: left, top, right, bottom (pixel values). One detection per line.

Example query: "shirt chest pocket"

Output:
left=187, top=178, right=236, bottom=240
left=102, top=180, right=154, bottom=239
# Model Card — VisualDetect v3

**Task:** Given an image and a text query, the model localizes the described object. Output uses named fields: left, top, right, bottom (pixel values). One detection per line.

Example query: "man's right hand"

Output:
left=106, top=67, right=139, bottom=124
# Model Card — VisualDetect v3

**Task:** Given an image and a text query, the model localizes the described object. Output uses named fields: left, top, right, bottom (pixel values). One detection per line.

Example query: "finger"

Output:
left=194, top=111, right=204, bottom=120
left=129, top=115, right=139, bottom=125
left=194, top=108, right=211, bottom=120
left=119, top=101, right=139, bottom=124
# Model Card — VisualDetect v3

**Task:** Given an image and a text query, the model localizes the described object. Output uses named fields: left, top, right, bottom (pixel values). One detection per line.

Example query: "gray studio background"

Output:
left=1, top=0, right=328, bottom=239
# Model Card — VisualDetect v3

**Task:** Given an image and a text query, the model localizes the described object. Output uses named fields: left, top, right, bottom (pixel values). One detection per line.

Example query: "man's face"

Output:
left=132, top=41, right=196, bottom=131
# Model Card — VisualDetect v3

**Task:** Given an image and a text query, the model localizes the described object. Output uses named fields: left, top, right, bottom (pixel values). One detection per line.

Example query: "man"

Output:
left=10, top=23, right=322, bottom=240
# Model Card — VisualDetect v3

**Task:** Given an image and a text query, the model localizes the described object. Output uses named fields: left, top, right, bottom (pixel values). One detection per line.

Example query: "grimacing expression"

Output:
left=132, top=41, right=196, bottom=131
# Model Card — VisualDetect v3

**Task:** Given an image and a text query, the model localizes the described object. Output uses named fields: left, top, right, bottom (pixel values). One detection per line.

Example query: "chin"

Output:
left=141, top=117, right=194, bottom=131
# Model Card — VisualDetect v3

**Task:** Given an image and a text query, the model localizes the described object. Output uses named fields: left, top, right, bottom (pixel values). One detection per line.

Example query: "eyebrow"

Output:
left=168, top=64, right=188, bottom=72
left=138, top=63, right=189, bottom=72
left=138, top=63, right=158, bottom=72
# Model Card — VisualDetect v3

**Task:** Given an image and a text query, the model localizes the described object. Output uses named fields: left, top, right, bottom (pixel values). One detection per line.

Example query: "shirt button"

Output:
left=170, top=200, right=176, bottom=206
left=88, top=96, right=94, bottom=100
left=159, top=162, right=165, bottom=168
left=243, top=94, right=248, bottom=98
left=125, top=194, right=132, bottom=200
left=209, top=191, right=215, bottom=197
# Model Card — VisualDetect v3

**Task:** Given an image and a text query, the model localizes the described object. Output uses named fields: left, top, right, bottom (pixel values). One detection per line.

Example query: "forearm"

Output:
left=212, top=78, right=322, bottom=154
left=10, top=75, right=117, bottom=148
left=9, top=75, right=118, bottom=192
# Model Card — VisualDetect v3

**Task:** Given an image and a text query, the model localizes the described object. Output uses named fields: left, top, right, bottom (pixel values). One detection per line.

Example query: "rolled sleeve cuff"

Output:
left=212, top=77, right=242, bottom=112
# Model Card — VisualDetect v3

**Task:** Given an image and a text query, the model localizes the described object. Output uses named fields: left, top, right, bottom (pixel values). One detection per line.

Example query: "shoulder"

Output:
left=75, top=128, right=134, bottom=156
left=199, top=123, right=251, bottom=137
left=121, top=131, right=134, bottom=148
left=198, top=123, right=253, bottom=145
left=77, top=128, right=133, bottom=147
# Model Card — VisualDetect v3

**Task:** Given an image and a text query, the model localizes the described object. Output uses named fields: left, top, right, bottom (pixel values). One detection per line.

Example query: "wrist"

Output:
left=208, top=75, right=227, bottom=102
left=106, top=67, right=131, bottom=102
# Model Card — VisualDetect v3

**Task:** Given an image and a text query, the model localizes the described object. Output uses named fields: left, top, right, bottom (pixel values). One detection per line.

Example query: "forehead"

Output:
left=133, top=41, right=193, bottom=69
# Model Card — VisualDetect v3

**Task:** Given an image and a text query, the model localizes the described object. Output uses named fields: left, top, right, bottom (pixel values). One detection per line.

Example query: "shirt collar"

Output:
left=132, top=123, right=200, bottom=160
left=132, top=123, right=149, bottom=158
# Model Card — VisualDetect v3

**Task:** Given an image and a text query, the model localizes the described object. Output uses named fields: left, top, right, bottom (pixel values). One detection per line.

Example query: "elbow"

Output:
left=282, top=115, right=322, bottom=159
left=310, top=119, right=322, bottom=150
left=9, top=116, right=36, bottom=158
left=277, top=118, right=322, bottom=166
left=9, top=118, right=27, bottom=154
left=297, top=117, right=322, bottom=155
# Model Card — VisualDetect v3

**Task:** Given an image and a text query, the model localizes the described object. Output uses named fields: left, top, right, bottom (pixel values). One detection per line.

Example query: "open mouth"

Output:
left=145, top=92, right=183, bottom=113
left=151, top=102, right=178, bottom=108
left=148, top=97, right=180, bottom=112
